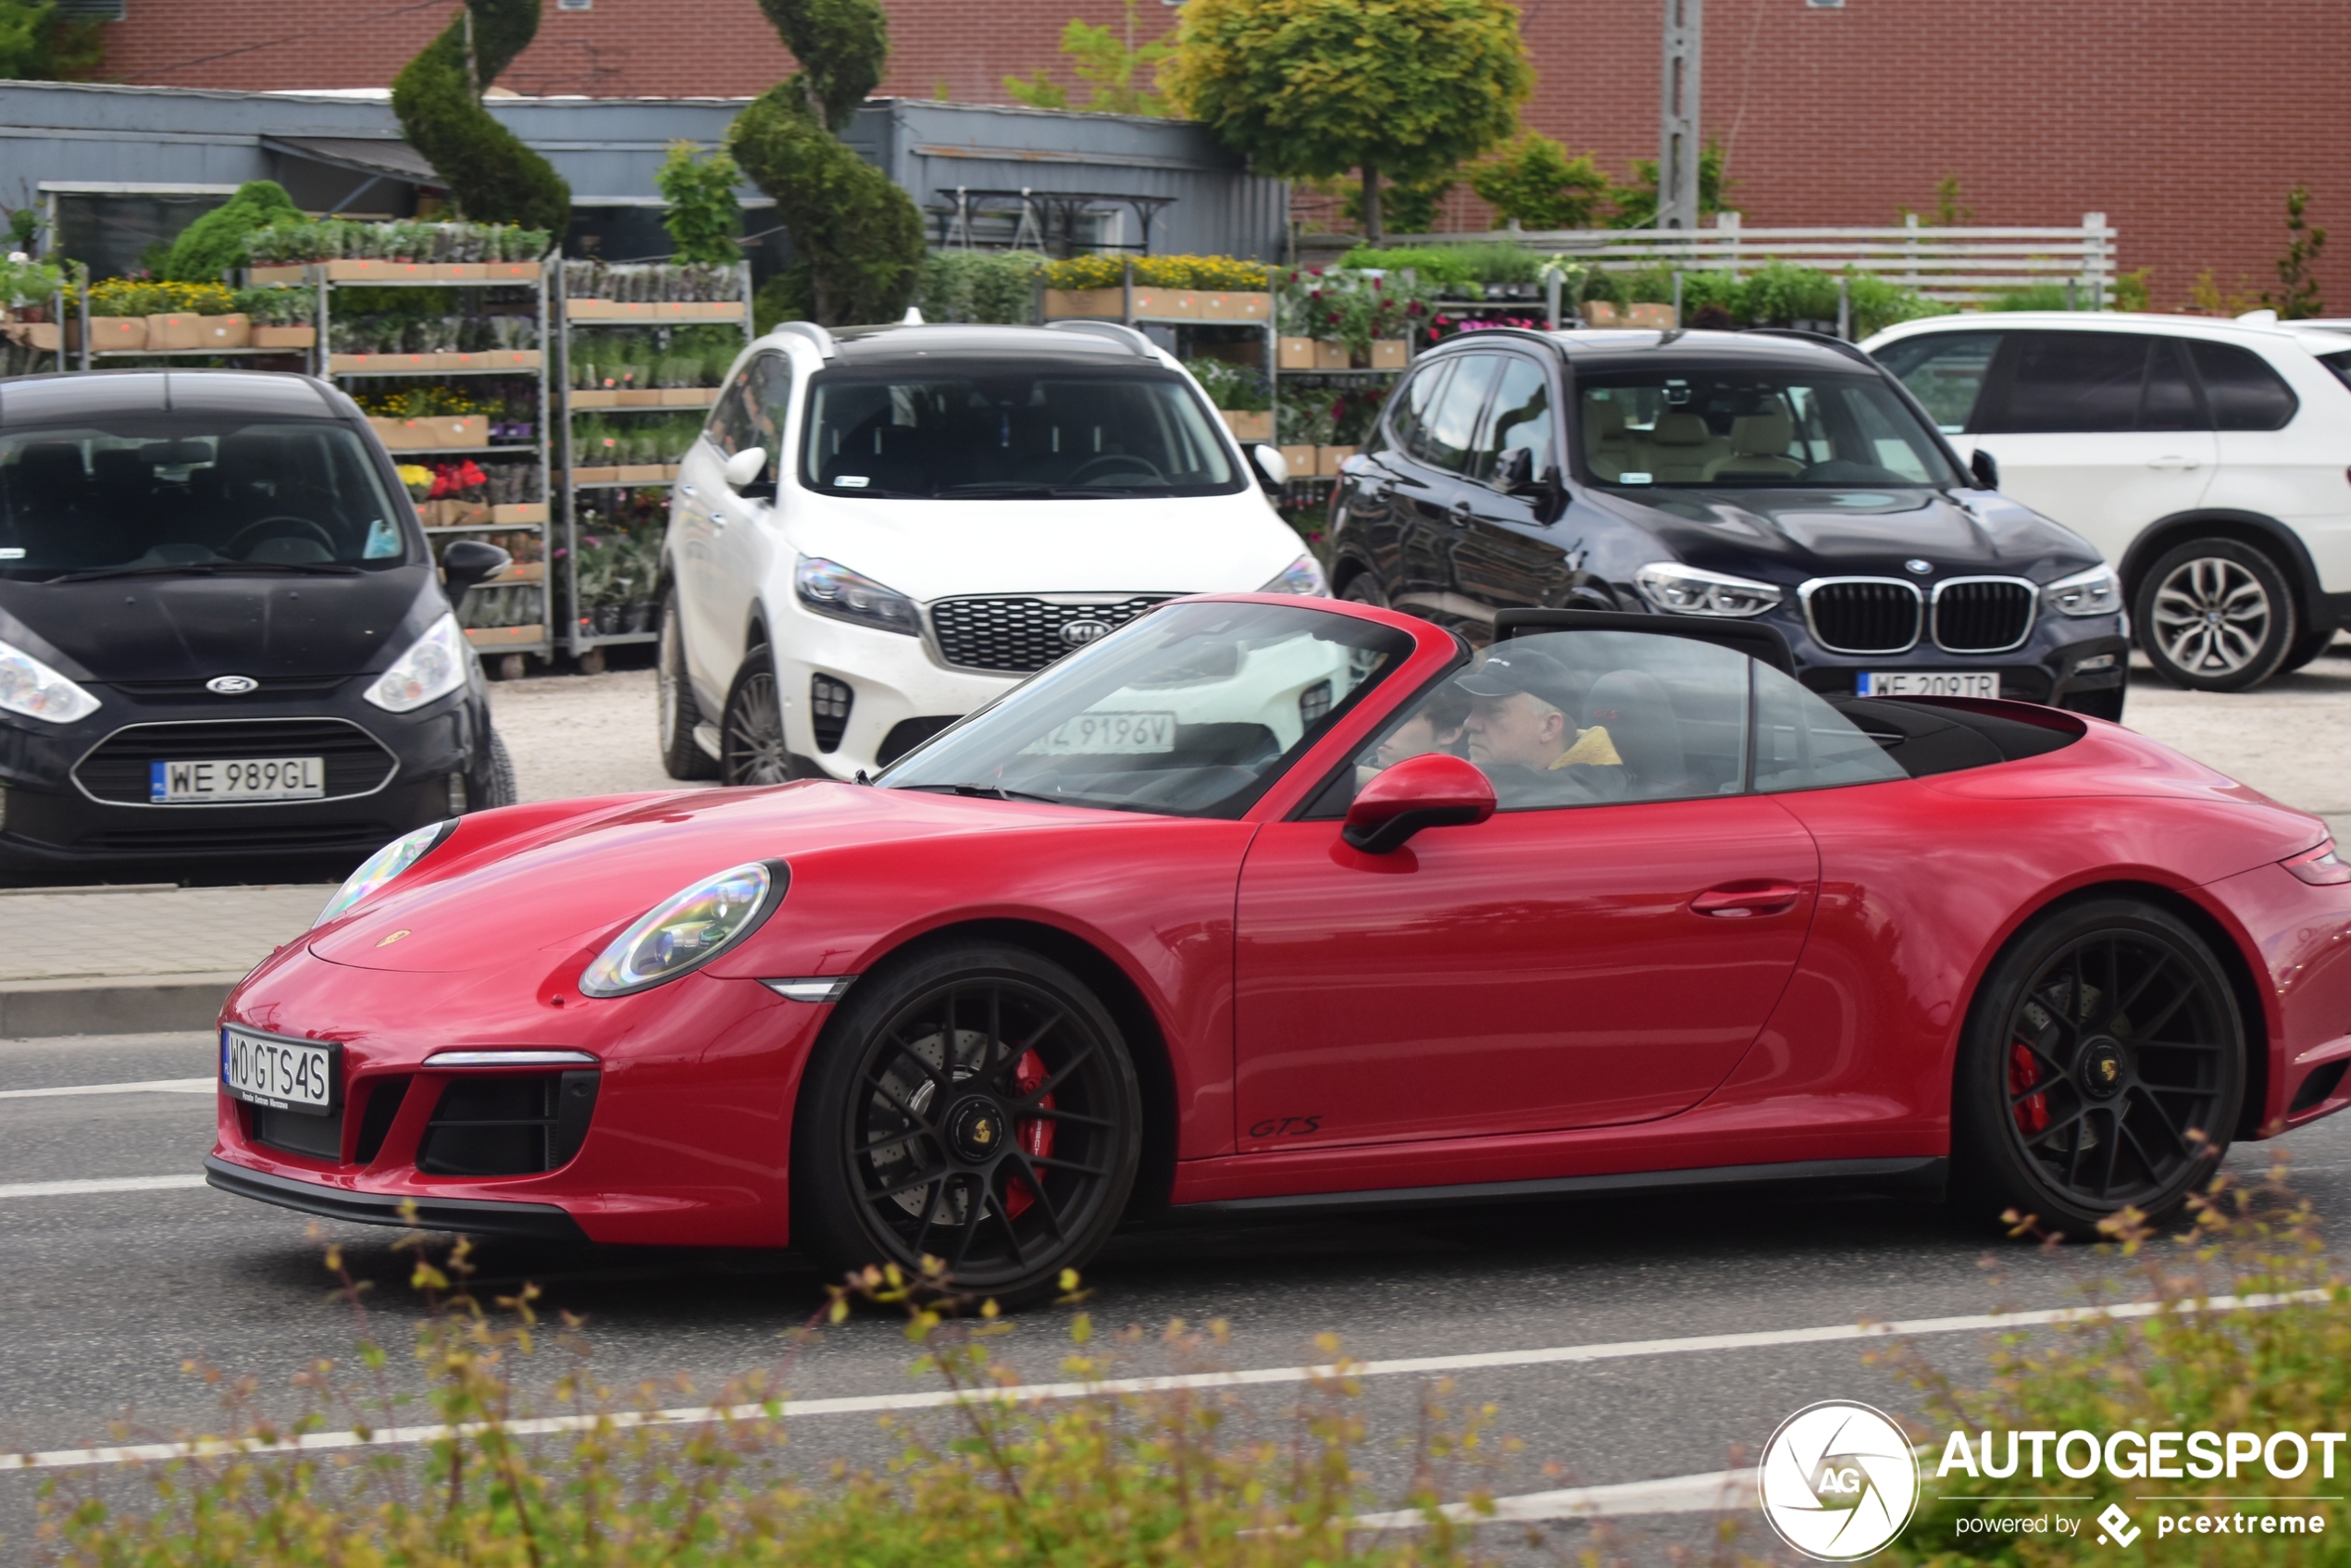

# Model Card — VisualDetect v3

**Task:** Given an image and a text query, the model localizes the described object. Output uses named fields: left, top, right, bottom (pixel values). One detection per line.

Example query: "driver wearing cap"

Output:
left=1456, top=644, right=1625, bottom=803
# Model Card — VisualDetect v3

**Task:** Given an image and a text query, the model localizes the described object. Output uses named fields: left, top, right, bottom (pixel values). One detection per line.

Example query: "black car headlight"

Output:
left=794, top=556, right=920, bottom=636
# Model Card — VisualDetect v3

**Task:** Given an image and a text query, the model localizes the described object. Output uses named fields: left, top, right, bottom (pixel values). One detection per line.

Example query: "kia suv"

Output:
left=657, top=320, right=1320, bottom=784
left=1324, top=329, right=2129, bottom=717
left=1867, top=312, right=2351, bottom=691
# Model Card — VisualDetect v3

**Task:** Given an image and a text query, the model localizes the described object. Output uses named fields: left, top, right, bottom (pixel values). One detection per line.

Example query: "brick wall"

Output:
left=92, top=0, right=2349, bottom=310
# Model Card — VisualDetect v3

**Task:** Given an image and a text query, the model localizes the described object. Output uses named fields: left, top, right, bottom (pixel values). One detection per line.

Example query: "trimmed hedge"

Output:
left=391, top=0, right=571, bottom=237
left=161, top=180, right=302, bottom=281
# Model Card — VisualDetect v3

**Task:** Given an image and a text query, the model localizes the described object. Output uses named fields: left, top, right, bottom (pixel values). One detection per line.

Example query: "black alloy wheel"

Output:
left=1954, top=898, right=2243, bottom=1234
left=719, top=648, right=791, bottom=786
left=657, top=588, right=719, bottom=780
left=793, top=943, right=1141, bottom=1306
left=2134, top=538, right=2297, bottom=691
left=1339, top=573, right=1388, bottom=608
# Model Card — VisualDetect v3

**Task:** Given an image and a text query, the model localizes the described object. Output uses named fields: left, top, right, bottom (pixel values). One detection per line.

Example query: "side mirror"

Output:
left=1495, top=446, right=1543, bottom=495
left=1342, top=752, right=1497, bottom=854
left=1969, top=448, right=1999, bottom=491
left=723, top=444, right=771, bottom=495
left=1250, top=443, right=1289, bottom=492
left=440, top=538, right=511, bottom=604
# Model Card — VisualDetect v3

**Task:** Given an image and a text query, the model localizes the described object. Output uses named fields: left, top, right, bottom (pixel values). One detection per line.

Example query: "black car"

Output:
left=1324, top=329, right=2131, bottom=719
left=0, top=370, right=516, bottom=872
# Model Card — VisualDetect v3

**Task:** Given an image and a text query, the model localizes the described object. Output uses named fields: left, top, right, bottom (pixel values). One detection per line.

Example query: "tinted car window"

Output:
left=801, top=366, right=1242, bottom=498
left=1576, top=367, right=1961, bottom=489
left=1979, top=332, right=2151, bottom=432
left=1414, top=354, right=1501, bottom=474
left=2142, top=339, right=2204, bottom=430
left=706, top=363, right=762, bottom=458
left=1873, top=331, right=1999, bottom=432
left=2189, top=341, right=2299, bottom=430
left=0, top=416, right=409, bottom=579
left=2318, top=349, right=2351, bottom=392
left=1387, top=361, right=1449, bottom=458
left=1471, top=356, right=1554, bottom=482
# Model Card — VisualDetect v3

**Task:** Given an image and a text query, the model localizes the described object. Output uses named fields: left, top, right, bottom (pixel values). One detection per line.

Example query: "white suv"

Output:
left=656, top=319, right=1321, bottom=782
left=1865, top=312, right=2351, bottom=690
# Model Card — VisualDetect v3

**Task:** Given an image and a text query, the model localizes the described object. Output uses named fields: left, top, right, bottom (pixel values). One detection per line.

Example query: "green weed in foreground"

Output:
left=1882, top=1167, right=2351, bottom=1565
left=33, top=1238, right=1508, bottom=1567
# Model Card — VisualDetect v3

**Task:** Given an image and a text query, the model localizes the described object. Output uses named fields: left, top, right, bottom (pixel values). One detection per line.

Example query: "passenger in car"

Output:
left=1374, top=679, right=1470, bottom=769
left=1455, top=646, right=1626, bottom=803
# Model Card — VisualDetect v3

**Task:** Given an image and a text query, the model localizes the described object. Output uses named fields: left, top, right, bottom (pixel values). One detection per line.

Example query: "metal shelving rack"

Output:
left=313, top=264, right=555, bottom=675
left=1038, top=259, right=1279, bottom=462
left=555, top=261, right=753, bottom=666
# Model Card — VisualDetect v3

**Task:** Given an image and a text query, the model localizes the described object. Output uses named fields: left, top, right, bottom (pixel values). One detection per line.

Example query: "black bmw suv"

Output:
left=1325, top=329, right=2130, bottom=718
left=0, top=370, right=515, bottom=872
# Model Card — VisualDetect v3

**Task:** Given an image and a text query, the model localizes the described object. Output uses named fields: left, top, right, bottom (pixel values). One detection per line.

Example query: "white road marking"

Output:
left=0, top=1287, right=2328, bottom=1475
left=1354, top=1465, right=1760, bottom=1525
left=0, top=1078, right=213, bottom=1101
left=0, top=1175, right=208, bottom=1200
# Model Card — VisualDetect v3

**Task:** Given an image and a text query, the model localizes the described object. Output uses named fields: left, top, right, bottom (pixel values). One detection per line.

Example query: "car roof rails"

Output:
left=1044, top=319, right=1156, bottom=356
left=772, top=321, right=837, bottom=359
left=1740, top=327, right=1876, bottom=367
left=1492, top=607, right=1797, bottom=676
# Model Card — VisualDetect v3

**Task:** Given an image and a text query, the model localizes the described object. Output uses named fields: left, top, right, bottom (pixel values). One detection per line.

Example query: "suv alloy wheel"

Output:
left=2133, top=537, right=2297, bottom=691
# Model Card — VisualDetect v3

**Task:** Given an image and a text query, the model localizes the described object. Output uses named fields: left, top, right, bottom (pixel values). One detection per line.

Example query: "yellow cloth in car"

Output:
left=1550, top=725, right=1623, bottom=768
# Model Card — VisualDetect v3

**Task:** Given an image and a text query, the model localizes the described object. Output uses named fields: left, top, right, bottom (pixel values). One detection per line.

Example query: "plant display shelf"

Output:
left=309, top=262, right=555, bottom=667
left=556, top=262, right=753, bottom=661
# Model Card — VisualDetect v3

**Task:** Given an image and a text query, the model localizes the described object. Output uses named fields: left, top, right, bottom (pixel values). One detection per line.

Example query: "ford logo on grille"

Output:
left=1059, top=618, right=1113, bottom=647
left=205, top=675, right=260, bottom=695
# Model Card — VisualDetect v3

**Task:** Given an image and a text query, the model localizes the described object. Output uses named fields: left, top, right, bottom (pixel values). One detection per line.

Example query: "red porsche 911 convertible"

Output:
left=208, top=595, right=2351, bottom=1301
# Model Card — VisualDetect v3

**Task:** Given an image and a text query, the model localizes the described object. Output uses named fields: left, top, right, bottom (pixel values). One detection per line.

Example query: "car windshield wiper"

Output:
left=47, top=561, right=366, bottom=584
left=934, top=483, right=1146, bottom=499
left=896, top=782, right=1070, bottom=805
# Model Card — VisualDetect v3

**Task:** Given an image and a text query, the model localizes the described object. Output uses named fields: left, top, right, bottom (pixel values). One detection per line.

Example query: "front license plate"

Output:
left=150, top=756, right=325, bottom=803
left=1857, top=670, right=2000, bottom=699
left=221, top=1028, right=336, bottom=1115
left=1029, top=710, right=1177, bottom=754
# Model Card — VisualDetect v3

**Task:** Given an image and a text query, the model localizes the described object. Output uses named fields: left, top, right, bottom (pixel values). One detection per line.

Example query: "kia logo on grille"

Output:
left=1059, top=618, right=1113, bottom=647
left=205, top=675, right=260, bottom=695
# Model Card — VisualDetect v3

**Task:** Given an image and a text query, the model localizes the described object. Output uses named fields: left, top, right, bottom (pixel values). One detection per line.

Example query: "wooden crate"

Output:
left=1041, top=288, right=1126, bottom=319
left=1219, top=409, right=1275, bottom=442
left=659, top=386, right=719, bottom=406
left=1276, top=337, right=1317, bottom=369
left=1277, top=444, right=1317, bottom=479
left=1197, top=292, right=1273, bottom=320
left=1312, top=340, right=1351, bottom=370
left=87, top=317, right=148, bottom=351
left=1316, top=444, right=1359, bottom=477
left=1369, top=340, right=1409, bottom=369
left=251, top=325, right=316, bottom=350
left=465, top=625, right=541, bottom=649
left=569, top=388, right=620, bottom=408
left=491, top=502, right=549, bottom=525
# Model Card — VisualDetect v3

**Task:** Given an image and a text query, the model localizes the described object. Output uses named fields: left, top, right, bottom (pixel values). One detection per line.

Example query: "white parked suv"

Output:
left=656, top=319, right=1322, bottom=783
left=1866, top=312, right=2351, bottom=690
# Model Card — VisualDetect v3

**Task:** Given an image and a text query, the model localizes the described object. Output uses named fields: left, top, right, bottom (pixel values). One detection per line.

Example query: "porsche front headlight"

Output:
left=2043, top=563, right=2121, bottom=617
left=579, top=861, right=784, bottom=998
left=317, top=819, right=455, bottom=925
left=0, top=636, right=99, bottom=724
left=364, top=613, right=469, bottom=713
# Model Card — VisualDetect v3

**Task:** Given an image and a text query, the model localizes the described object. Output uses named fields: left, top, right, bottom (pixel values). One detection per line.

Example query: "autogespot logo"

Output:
left=1760, top=1400, right=1921, bottom=1562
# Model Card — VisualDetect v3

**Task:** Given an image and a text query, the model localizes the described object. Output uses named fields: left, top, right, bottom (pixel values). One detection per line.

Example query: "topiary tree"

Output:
left=728, top=0, right=926, bottom=326
left=392, top=1, right=571, bottom=239
left=161, top=180, right=303, bottom=281
left=1164, top=0, right=1531, bottom=245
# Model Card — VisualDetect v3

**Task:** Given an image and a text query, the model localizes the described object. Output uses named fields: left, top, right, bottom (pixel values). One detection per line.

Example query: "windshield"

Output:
left=1576, top=367, right=1962, bottom=490
left=802, top=367, right=1245, bottom=499
left=0, top=416, right=411, bottom=581
left=880, top=600, right=1415, bottom=816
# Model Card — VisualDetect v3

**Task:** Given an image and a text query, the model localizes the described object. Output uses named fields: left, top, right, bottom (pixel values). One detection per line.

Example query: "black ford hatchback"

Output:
left=0, top=371, right=514, bottom=872
left=1325, top=329, right=2131, bottom=718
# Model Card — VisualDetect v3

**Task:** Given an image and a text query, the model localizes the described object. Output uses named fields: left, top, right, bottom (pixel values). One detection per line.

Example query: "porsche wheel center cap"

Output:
left=2077, top=1037, right=2127, bottom=1100
left=947, top=1097, right=1006, bottom=1162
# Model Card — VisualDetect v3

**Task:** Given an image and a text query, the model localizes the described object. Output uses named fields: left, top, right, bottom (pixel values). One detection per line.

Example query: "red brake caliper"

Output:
left=2009, top=1042, right=2049, bottom=1135
left=1002, top=1049, right=1056, bottom=1219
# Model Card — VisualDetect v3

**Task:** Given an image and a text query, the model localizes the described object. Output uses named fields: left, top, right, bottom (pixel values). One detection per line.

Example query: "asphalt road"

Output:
left=4, top=653, right=2350, bottom=1558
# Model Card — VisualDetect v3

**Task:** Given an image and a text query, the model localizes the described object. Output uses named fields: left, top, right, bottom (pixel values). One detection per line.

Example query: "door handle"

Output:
left=1449, top=499, right=1474, bottom=524
left=2146, top=456, right=2202, bottom=470
left=1690, top=881, right=1804, bottom=918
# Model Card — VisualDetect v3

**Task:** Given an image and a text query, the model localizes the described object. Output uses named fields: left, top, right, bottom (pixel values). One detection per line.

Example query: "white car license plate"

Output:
left=1030, top=711, right=1176, bottom=754
left=1857, top=670, right=2000, bottom=699
left=150, top=756, right=324, bottom=803
left=220, top=1029, right=336, bottom=1115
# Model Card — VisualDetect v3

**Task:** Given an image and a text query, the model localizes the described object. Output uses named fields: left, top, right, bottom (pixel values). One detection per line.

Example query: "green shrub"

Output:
left=728, top=0, right=927, bottom=326
left=656, top=142, right=743, bottom=267
left=1184, top=354, right=1269, bottom=411
left=914, top=249, right=1046, bottom=323
left=1883, top=1169, right=2351, bottom=1565
left=161, top=180, right=304, bottom=281
left=43, top=1244, right=1496, bottom=1566
left=391, top=1, right=573, bottom=236
left=1467, top=134, right=1611, bottom=232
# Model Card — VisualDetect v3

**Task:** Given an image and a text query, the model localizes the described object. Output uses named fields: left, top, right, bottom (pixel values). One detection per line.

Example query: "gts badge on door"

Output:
left=1249, top=1115, right=1323, bottom=1138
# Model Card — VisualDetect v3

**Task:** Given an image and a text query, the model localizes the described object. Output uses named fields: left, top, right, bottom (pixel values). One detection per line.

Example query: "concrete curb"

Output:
left=0, top=974, right=241, bottom=1038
